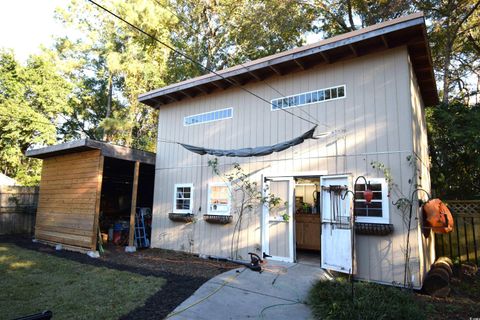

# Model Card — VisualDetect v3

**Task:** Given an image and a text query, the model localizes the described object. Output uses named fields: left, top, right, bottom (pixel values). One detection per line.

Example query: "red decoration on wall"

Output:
left=422, top=199, right=454, bottom=235
left=364, top=189, right=374, bottom=204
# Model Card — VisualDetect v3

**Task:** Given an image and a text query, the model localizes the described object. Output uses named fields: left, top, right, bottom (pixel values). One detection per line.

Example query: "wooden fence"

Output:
left=435, top=200, right=480, bottom=265
left=0, top=186, right=39, bottom=235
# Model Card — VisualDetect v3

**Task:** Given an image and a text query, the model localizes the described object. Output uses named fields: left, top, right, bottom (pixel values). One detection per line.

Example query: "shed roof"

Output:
left=139, top=12, right=438, bottom=108
left=25, top=139, right=156, bottom=165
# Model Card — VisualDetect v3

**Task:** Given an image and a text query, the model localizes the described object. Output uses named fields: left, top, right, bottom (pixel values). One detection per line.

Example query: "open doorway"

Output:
left=294, top=176, right=321, bottom=266
left=99, top=157, right=155, bottom=248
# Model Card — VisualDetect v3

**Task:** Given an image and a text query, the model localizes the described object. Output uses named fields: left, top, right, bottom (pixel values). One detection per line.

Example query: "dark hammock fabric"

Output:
left=179, top=126, right=317, bottom=157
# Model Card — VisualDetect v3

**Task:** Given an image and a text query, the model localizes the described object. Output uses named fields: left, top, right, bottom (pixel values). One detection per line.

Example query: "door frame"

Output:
left=261, top=171, right=326, bottom=263
left=261, top=176, right=295, bottom=262
left=320, top=174, right=354, bottom=274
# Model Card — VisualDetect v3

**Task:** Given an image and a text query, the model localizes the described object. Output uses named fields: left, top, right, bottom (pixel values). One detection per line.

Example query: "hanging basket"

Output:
left=355, top=223, right=394, bottom=236
left=168, top=213, right=195, bottom=223
left=203, top=214, right=233, bottom=224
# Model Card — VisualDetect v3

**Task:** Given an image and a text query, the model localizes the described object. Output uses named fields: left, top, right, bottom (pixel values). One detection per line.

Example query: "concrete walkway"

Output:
left=167, top=261, right=330, bottom=320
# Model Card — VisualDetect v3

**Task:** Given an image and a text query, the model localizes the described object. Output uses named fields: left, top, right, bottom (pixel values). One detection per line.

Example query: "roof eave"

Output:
left=25, top=139, right=156, bottom=165
left=139, top=12, right=438, bottom=108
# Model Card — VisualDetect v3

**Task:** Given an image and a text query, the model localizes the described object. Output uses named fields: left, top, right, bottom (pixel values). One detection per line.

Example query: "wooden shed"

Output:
left=26, top=139, right=155, bottom=252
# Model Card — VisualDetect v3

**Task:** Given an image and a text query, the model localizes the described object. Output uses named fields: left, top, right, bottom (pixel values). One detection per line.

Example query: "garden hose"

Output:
left=165, top=268, right=246, bottom=319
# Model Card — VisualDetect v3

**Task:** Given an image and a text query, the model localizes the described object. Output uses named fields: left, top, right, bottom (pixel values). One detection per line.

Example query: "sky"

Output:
left=0, top=0, right=66, bottom=62
left=0, top=0, right=323, bottom=63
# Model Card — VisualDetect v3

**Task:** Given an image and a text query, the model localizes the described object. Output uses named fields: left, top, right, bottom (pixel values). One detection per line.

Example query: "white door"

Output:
left=320, top=175, right=354, bottom=274
left=262, top=177, right=294, bottom=262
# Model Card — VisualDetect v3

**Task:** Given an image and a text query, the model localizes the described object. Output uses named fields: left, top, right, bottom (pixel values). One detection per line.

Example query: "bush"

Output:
left=308, top=278, right=425, bottom=320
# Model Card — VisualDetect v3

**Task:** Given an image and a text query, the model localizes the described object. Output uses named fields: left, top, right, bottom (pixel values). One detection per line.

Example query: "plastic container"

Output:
left=108, top=227, right=113, bottom=242
left=101, top=233, right=108, bottom=242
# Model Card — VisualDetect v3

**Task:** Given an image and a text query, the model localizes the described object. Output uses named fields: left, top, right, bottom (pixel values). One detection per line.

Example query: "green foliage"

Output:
left=314, top=0, right=413, bottom=37
left=208, top=158, right=282, bottom=211
left=54, top=0, right=168, bottom=149
left=166, top=0, right=316, bottom=82
left=53, top=0, right=316, bottom=150
left=427, top=102, right=480, bottom=199
left=308, top=278, right=425, bottom=320
left=208, top=158, right=282, bottom=258
left=370, top=156, right=422, bottom=288
left=314, top=1, right=480, bottom=104
left=0, top=50, right=71, bottom=185
left=417, top=0, right=480, bottom=104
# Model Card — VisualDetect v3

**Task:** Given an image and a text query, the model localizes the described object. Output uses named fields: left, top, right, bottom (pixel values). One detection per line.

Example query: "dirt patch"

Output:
left=0, top=235, right=238, bottom=319
left=415, top=265, right=480, bottom=320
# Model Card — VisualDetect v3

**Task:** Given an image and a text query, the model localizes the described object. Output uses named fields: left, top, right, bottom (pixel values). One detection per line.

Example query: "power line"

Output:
left=85, top=0, right=319, bottom=127
left=152, top=0, right=330, bottom=129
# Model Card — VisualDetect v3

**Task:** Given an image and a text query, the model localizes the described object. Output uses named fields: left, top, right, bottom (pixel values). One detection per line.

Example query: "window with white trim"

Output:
left=271, top=85, right=346, bottom=110
left=184, top=108, right=233, bottom=126
left=173, top=183, right=193, bottom=214
left=354, top=178, right=389, bottom=224
left=207, top=182, right=231, bottom=215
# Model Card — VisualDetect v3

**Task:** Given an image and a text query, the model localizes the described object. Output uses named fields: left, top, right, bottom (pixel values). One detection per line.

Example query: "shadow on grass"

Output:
left=0, top=235, right=231, bottom=320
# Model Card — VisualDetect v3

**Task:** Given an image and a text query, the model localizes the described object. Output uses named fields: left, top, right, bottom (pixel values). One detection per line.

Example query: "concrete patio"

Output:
left=167, top=260, right=330, bottom=319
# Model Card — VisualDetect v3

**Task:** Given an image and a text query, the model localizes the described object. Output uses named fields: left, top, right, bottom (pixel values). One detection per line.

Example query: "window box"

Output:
left=355, top=223, right=394, bottom=236
left=169, top=212, right=195, bottom=223
left=203, top=214, right=233, bottom=224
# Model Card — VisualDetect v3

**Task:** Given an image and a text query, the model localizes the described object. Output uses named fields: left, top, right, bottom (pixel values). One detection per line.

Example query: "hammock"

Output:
left=179, top=126, right=317, bottom=157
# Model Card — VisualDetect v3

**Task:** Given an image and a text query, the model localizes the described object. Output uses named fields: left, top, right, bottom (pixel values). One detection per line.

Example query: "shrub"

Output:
left=308, top=278, right=425, bottom=320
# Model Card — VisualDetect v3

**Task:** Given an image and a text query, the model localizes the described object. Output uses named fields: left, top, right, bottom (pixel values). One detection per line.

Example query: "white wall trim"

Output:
left=173, top=183, right=194, bottom=214
left=207, top=181, right=232, bottom=215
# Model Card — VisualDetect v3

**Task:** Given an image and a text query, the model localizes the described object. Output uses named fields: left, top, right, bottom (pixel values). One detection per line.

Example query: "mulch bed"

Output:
left=415, top=264, right=480, bottom=319
left=0, top=235, right=238, bottom=319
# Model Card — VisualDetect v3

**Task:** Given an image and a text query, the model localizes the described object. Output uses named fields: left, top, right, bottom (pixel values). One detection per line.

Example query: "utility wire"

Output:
left=152, top=0, right=330, bottom=129
left=85, top=0, right=319, bottom=127
left=1, top=1, right=328, bottom=146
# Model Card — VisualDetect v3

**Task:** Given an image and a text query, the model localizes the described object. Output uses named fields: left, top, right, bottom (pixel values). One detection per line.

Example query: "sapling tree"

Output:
left=371, top=155, right=425, bottom=288
left=208, top=158, right=283, bottom=259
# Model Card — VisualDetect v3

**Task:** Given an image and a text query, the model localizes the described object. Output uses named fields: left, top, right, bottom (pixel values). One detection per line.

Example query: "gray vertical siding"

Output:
left=151, top=46, right=428, bottom=287
left=409, top=57, right=435, bottom=285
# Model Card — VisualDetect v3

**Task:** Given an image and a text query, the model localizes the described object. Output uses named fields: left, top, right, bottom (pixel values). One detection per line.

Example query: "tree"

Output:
left=426, top=102, right=480, bottom=199
left=53, top=0, right=319, bottom=150
left=416, top=0, right=480, bottom=104
left=54, top=0, right=172, bottom=150
left=165, top=0, right=317, bottom=82
left=309, top=0, right=414, bottom=37
left=208, top=158, right=282, bottom=259
left=0, top=50, right=71, bottom=185
left=311, top=0, right=480, bottom=104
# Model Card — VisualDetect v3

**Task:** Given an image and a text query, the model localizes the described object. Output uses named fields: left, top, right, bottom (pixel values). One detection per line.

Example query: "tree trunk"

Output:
left=347, top=0, right=355, bottom=30
left=103, top=74, right=113, bottom=141
left=442, top=34, right=453, bottom=104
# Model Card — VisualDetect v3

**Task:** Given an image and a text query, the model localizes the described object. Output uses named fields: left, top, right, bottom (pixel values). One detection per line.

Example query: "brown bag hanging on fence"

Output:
left=422, top=199, right=454, bottom=234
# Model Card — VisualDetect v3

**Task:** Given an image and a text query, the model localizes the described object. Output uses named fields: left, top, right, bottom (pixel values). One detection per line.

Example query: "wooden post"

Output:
left=128, top=161, right=140, bottom=247
left=92, top=155, right=104, bottom=251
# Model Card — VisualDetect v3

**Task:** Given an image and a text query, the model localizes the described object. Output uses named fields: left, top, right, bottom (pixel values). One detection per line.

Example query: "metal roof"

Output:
left=138, top=12, right=438, bottom=108
left=25, top=139, right=156, bottom=165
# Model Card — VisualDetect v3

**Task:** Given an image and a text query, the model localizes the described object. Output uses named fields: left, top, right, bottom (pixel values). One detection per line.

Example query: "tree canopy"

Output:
left=427, top=101, right=480, bottom=199
left=0, top=49, right=71, bottom=185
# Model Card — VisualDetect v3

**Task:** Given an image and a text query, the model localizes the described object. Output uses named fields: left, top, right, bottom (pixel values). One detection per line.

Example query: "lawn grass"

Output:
left=0, top=243, right=165, bottom=320
left=308, top=278, right=425, bottom=320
